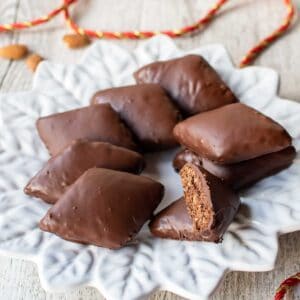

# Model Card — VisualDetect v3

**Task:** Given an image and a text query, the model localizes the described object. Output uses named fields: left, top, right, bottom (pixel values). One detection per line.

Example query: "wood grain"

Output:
left=0, top=0, right=300, bottom=299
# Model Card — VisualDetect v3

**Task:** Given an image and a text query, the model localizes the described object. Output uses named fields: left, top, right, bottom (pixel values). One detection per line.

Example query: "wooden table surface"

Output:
left=0, top=1, right=300, bottom=299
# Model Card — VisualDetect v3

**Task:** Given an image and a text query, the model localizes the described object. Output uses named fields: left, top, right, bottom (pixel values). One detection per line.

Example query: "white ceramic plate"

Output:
left=0, top=35, right=300, bottom=300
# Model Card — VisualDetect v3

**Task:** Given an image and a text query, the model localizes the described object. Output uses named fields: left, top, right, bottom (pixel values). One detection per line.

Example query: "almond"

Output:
left=63, top=34, right=90, bottom=49
left=26, top=54, right=44, bottom=72
left=0, top=44, right=28, bottom=60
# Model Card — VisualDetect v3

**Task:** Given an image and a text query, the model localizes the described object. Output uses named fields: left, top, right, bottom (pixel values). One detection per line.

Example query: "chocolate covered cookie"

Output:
left=180, top=164, right=239, bottom=242
left=37, top=104, right=137, bottom=156
left=173, top=148, right=202, bottom=172
left=91, top=84, right=181, bottom=151
left=173, top=103, right=292, bottom=164
left=173, top=147, right=296, bottom=190
left=150, top=197, right=200, bottom=241
left=134, top=55, right=238, bottom=116
left=25, top=140, right=145, bottom=204
left=150, top=164, right=240, bottom=242
left=40, top=168, right=164, bottom=249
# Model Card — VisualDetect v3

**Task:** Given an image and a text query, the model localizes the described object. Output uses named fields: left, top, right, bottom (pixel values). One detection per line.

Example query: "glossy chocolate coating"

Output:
left=150, top=198, right=198, bottom=241
left=173, top=147, right=296, bottom=190
left=37, top=104, right=137, bottom=156
left=134, top=55, right=238, bottom=116
left=173, top=148, right=202, bottom=172
left=40, top=168, right=164, bottom=249
left=179, top=164, right=240, bottom=242
left=150, top=165, right=240, bottom=242
left=24, top=140, right=145, bottom=204
left=173, top=103, right=292, bottom=164
left=91, top=84, right=181, bottom=151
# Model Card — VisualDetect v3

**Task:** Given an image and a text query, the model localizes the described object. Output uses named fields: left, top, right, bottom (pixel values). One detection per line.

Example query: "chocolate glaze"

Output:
left=24, top=140, right=145, bottom=204
left=134, top=55, right=238, bottom=116
left=178, top=164, right=240, bottom=242
left=40, top=168, right=164, bottom=249
left=173, top=103, right=292, bottom=164
left=37, top=104, right=137, bottom=156
left=149, top=165, right=240, bottom=242
left=173, top=147, right=296, bottom=190
left=91, top=84, right=181, bottom=151
left=149, top=197, right=198, bottom=241
left=173, top=148, right=202, bottom=172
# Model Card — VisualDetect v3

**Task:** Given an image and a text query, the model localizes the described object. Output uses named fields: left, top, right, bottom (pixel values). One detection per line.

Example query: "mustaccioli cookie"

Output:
left=173, top=103, right=292, bottom=164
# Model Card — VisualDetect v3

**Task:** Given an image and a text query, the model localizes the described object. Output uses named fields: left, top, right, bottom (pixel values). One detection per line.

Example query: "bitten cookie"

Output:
left=180, top=164, right=239, bottom=242
left=150, top=164, right=240, bottom=242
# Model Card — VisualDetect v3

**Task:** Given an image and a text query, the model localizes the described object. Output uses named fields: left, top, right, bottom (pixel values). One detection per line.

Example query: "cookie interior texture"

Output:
left=180, top=163, right=214, bottom=231
left=179, top=163, right=240, bottom=242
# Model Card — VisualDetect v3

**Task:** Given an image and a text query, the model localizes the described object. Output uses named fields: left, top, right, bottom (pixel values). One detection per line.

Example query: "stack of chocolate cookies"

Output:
left=24, top=54, right=295, bottom=249
left=135, top=55, right=294, bottom=243
left=172, top=103, right=295, bottom=190
left=149, top=103, right=294, bottom=242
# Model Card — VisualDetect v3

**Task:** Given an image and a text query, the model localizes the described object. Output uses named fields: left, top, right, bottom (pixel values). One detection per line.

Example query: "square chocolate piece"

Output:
left=91, top=84, right=181, bottom=151
left=134, top=55, right=238, bottom=116
left=40, top=168, right=164, bottom=249
left=173, top=103, right=292, bottom=164
left=37, top=104, right=137, bottom=156
left=24, top=140, right=145, bottom=204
